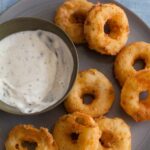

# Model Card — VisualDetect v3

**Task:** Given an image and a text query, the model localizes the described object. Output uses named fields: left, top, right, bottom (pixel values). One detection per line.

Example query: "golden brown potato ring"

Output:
left=84, top=3, right=129, bottom=55
left=64, top=69, right=115, bottom=117
left=55, top=0, right=93, bottom=44
left=53, top=112, right=100, bottom=150
left=115, top=42, right=150, bottom=86
left=5, top=124, right=58, bottom=150
left=95, top=117, right=131, bottom=150
left=121, top=70, right=150, bottom=122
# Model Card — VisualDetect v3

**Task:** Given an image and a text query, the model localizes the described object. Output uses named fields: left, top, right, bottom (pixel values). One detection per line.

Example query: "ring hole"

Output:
left=70, top=11, right=86, bottom=24
left=104, top=21, right=111, bottom=34
left=70, top=133, right=79, bottom=143
left=139, top=91, right=149, bottom=101
left=104, top=19, right=119, bottom=39
left=133, top=59, right=145, bottom=71
left=21, top=141, right=37, bottom=150
left=83, top=94, right=95, bottom=105
left=15, top=144, right=19, bottom=149
left=99, top=131, right=115, bottom=148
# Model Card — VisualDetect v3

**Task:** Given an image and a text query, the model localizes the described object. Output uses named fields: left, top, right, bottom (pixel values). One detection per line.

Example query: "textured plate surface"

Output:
left=0, top=0, right=150, bottom=149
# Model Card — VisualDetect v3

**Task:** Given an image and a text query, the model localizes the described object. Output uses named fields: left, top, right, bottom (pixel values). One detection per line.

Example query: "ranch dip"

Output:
left=0, top=30, right=73, bottom=113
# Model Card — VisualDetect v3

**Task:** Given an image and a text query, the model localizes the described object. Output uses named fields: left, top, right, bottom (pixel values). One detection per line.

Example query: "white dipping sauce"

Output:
left=0, top=30, right=73, bottom=113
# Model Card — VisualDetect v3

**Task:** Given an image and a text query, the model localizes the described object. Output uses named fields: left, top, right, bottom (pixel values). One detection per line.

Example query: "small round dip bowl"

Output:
left=0, top=17, right=78, bottom=115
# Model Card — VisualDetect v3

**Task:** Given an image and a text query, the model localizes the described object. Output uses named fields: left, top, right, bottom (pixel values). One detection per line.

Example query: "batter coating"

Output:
left=5, top=124, right=58, bottom=150
left=121, top=70, right=150, bottom=122
left=55, top=0, right=93, bottom=44
left=95, top=117, right=131, bottom=150
left=53, top=112, right=100, bottom=150
left=115, top=42, right=150, bottom=86
left=64, top=69, right=115, bottom=117
left=84, top=3, right=129, bottom=55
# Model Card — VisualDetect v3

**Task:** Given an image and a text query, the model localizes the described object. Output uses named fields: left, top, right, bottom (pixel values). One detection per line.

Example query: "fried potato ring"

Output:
left=84, top=3, right=129, bottom=55
left=121, top=70, right=150, bottom=122
left=115, top=42, right=150, bottom=86
left=55, top=0, right=93, bottom=44
left=64, top=69, right=115, bottom=117
left=53, top=112, right=100, bottom=150
left=5, top=124, right=58, bottom=150
left=95, top=117, right=131, bottom=150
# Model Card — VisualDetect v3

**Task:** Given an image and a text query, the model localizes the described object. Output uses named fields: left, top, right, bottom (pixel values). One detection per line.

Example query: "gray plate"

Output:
left=0, top=0, right=150, bottom=150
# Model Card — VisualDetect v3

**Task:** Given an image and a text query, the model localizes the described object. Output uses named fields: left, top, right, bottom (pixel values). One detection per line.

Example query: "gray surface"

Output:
left=0, top=0, right=150, bottom=149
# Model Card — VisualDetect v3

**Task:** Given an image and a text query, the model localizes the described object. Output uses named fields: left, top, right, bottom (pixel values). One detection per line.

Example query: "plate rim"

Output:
left=0, top=0, right=149, bottom=30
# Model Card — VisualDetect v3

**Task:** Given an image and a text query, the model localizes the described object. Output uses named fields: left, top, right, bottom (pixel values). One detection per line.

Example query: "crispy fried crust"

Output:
left=53, top=112, right=100, bottom=150
left=114, top=42, right=150, bottom=86
left=95, top=117, right=131, bottom=150
left=64, top=69, right=115, bottom=117
left=55, top=0, right=93, bottom=44
left=5, top=124, right=58, bottom=150
left=121, top=69, right=150, bottom=122
left=84, top=3, right=129, bottom=55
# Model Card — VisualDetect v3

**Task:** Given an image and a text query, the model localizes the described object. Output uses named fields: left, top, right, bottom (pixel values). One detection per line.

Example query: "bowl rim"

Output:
left=0, top=17, right=79, bottom=115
